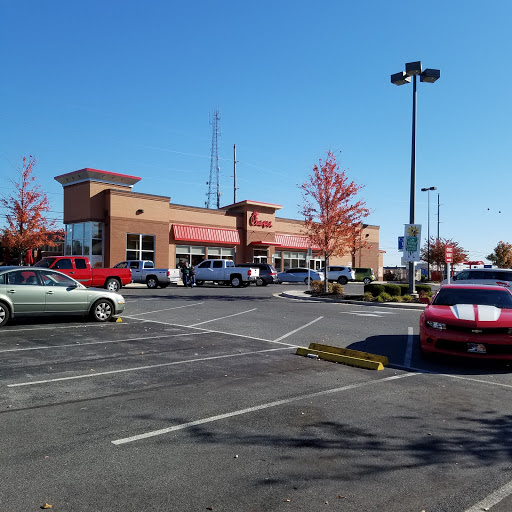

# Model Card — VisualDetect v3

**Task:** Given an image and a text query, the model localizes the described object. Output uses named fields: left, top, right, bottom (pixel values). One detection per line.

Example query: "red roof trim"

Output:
left=173, top=224, right=240, bottom=245
left=275, top=234, right=319, bottom=250
left=251, top=241, right=281, bottom=246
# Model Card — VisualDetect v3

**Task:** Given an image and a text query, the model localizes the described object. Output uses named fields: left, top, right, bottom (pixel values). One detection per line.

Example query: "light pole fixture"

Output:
left=421, top=186, right=437, bottom=281
left=391, top=61, right=440, bottom=294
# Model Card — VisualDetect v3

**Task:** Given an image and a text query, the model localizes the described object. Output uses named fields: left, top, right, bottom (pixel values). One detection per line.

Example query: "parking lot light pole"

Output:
left=421, top=186, right=437, bottom=281
left=391, top=61, right=440, bottom=295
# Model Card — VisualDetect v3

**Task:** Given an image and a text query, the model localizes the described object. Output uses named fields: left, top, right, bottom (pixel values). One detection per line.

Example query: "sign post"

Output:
left=445, top=246, right=453, bottom=284
left=307, top=247, right=313, bottom=291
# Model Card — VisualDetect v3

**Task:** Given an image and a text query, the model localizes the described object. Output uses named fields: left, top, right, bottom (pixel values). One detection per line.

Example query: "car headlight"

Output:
left=508, top=328, right=512, bottom=335
left=426, top=320, right=446, bottom=331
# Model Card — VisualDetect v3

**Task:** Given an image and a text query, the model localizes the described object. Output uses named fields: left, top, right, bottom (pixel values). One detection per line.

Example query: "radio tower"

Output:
left=206, top=110, right=221, bottom=209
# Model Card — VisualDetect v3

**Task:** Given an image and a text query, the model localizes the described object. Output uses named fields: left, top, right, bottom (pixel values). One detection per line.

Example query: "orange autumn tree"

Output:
left=299, top=151, right=370, bottom=292
left=1, top=156, right=65, bottom=264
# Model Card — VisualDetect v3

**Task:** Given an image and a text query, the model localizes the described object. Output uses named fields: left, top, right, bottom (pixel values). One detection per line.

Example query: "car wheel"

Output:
left=230, top=275, right=242, bottom=288
left=256, top=277, right=264, bottom=286
left=195, top=280, right=204, bottom=286
left=105, top=278, right=120, bottom=292
left=363, top=277, right=371, bottom=285
left=146, top=276, right=158, bottom=289
left=304, top=277, right=311, bottom=285
left=338, top=276, right=348, bottom=285
left=0, top=302, right=10, bottom=327
left=90, top=299, right=114, bottom=322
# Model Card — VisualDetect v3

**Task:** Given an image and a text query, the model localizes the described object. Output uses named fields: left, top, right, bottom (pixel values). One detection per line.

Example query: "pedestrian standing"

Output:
left=180, top=260, right=189, bottom=287
left=189, top=264, right=196, bottom=288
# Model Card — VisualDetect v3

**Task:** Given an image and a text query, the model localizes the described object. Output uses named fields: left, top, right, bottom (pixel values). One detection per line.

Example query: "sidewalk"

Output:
left=277, top=289, right=426, bottom=309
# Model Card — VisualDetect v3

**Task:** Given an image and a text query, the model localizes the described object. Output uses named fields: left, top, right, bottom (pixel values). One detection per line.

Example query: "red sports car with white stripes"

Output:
left=420, top=285, right=512, bottom=359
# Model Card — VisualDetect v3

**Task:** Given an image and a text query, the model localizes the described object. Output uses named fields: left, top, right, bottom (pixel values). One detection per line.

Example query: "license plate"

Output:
left=467, top=343, right=486, bottom=354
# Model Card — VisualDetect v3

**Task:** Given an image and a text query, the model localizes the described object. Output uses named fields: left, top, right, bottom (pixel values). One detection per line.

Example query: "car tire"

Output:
left=338, top=276, right=348, bottom=285
left=195, top=280, right=204, bottom=286
left=363, top=277, right=371, bottom=285
left=230, top=275, right=242, bottom=288
left=0, top=302, right=10, bottom=327
left=105, top=278, right=120, bottom=292
left=146, top=276, right=158, bottom=289
left=256, top=277, right=264, bottom=286
left=90, top=299, right=114, bottom=322
left=304, top=277, right=311, bottom=285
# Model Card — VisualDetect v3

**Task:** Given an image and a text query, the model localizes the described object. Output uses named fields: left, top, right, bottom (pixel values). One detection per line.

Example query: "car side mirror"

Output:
left=452, top=275, right=457, bottom=281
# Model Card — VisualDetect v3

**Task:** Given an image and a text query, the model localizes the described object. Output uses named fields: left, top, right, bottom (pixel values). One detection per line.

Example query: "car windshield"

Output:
left=33, top=258, right=54, bottom=268
left=433, top=288, right=512, bottom=309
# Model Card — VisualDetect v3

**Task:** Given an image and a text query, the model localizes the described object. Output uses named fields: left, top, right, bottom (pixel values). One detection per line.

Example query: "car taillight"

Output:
left=248, top=269, right=251, bottom=276
left=167, top=270, right=170, bottom=277
left=270, top=272, right=276, bottom=276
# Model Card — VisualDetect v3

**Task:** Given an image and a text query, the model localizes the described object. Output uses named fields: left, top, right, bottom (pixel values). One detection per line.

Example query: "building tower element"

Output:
left=206, top=110, right=221, bottom=209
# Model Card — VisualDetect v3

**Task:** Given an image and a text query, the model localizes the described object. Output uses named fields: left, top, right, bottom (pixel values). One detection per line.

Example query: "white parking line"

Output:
left=7, top=347, right=291, bottom=387
left=464, top=479, right=512, bottom=511
left=404, top=326, right=414, bottom=367
left=190, top=308, right=258, bottom=327
left=112, top=372, right=418, bottom=445
left=128, top=302, right=204, bottom=316
left=0, top=332, right=209, bottom=354
left=272, top=317, right=323, bottom=342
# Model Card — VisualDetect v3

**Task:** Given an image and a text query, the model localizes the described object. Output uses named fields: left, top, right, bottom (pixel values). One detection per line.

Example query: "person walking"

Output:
left=189, top=263, right=196, bottom=288
left=179, top=260, right=190, bottom=287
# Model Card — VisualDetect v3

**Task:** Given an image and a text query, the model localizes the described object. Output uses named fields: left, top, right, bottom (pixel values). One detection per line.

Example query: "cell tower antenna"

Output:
left=206, top=110, right=221, bottom=209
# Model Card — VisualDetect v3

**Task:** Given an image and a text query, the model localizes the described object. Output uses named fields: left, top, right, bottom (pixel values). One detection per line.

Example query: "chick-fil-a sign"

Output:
left=249, top=211, right=272, bottom=229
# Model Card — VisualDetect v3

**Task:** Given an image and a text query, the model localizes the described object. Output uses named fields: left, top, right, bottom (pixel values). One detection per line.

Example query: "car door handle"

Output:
left=7, top=289, right=16, bottom=293
left=46, top=291, right=54, bottom=295
left=69, top=271, right=75, bottom=274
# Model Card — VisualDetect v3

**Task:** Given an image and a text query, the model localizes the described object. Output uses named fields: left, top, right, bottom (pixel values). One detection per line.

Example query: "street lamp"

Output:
left=421, top=186, right=437, bottom=281
left=391, top=61, right=440, bottom=295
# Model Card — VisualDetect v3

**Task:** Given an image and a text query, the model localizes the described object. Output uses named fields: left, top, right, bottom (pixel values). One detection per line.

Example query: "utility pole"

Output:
left=206, top=110, right=221, bottom=209
left=437, top=192, right=440, bottom=240
left=233, top=144, right=238, bottom=204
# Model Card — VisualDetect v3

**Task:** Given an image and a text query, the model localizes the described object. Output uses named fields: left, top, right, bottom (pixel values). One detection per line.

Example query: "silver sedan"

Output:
left=277, top=267, right=325, bottom=284
left=0, top=266, right=125, bottom=327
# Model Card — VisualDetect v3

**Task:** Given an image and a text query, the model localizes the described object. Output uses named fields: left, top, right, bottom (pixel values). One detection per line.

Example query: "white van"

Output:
left=444, top=268, right=512, bottom=288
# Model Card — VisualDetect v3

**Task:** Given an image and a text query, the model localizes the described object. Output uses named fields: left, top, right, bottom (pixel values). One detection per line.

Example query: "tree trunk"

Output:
left=324, top=253, right=329, bottom=293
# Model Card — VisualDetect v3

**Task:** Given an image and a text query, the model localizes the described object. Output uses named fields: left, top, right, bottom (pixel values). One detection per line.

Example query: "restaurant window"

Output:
left=274, top=251, right=282, bottom=271
left=253, top=249, right=268, bottom=263
left=176, top=245, right=206, bottom=267
left=126, top=234, right=155, bottom=261
left=207, top=247, right=235, bottom=260
left=282, top=251, right=307, bottom=270
left=65, top=222, right=103, bottom=267
left=309, top=255, right=325, bottom=270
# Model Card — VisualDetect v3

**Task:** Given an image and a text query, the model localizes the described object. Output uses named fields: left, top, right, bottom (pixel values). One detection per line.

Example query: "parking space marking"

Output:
left=190, top=308, right=258, bottom=327
left=0, top=332, right=208, bottom=354
left=112, top=372, right=419, bottom=445
left=404, top=326, right=413, bottom=367
left=128, top=302, right=204, bottom=316
left=0, top=323, right=131, bottom=334
left=7, top=347, right=291, bottom=387
left=272, top=316, right=323, bottom=342
left=464, top=479, right=512, bottom=512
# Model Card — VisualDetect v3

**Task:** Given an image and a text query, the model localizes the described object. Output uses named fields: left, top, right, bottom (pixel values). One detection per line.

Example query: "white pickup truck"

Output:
left=114, top=260, right=181, bottom=289
left=194, top=259, right=260, bottom=287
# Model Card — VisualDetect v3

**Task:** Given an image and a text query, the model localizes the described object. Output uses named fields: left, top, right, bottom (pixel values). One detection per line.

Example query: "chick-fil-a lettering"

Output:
left=249, top=211, right=272, bottom=228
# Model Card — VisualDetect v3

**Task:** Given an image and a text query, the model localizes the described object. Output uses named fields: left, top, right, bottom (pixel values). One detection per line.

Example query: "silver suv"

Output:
left=318, top=266, right=355, bottom=285
left=444, top=268, right=512, bottom=288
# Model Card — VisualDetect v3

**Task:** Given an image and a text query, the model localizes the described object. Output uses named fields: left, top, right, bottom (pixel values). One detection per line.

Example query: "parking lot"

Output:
left=3, top=284, right=512, bottom=511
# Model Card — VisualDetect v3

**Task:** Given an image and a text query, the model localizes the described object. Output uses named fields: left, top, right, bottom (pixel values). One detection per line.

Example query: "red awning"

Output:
left=275, top=234, right=319, bottom=250
left=173, top=224, right=240, bottom=245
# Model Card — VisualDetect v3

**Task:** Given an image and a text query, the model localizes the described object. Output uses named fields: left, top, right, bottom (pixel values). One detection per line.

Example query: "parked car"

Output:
left=318, top=266, right=354, bottom=285
left=194, top=259, right=260, bottom=287
left=277, top=268, right=325, bottom=284
left=442, top=268, right=512, bottom=288
left=420, top=284, right=512, bottom=360
left=354, top=267, right=376, bottom=284
left=0, top=266, right=125, bottom=327
left=237, top=263, right=278, bottom=286
left=34, top=256, right=131, bottom=292
left=114, top=260, right=181, bottom=288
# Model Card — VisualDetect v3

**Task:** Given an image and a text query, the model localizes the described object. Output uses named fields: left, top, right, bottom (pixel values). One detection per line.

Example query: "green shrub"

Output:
left=364, top=283, right=385, bottom=297
left=364, top=292, right=374, bottom=302
left=415, top=284, right=432, bottom=294
left=376, top=295, right=385, bottom=303
left=399, top=284, right=409, bottom=296
left=310, top=281, right=324, bottom=293
left=380, top=292, right=392, bottom=302
left=384, top=284, right=401, bottom=296
left=390, top=295, right=403, bottom=302
left=402, top=294, right=414, bottom=302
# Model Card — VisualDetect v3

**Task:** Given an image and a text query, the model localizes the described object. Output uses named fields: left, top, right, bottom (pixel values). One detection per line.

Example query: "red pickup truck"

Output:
left=34, top=256, right=132, bottom=292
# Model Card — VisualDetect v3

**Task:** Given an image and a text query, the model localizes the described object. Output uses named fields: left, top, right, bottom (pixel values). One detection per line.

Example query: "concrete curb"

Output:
left=276, top=290, right=426, bottom=309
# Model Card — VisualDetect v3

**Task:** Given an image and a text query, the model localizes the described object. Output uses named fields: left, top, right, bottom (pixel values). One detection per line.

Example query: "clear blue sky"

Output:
left=1, top=1, right=510, bottom=266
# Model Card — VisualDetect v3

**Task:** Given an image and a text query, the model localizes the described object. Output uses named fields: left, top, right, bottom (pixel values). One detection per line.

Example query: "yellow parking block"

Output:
left=296, top=343, right=388, bottom=371
left=308, top=343, right=388, bottom=366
